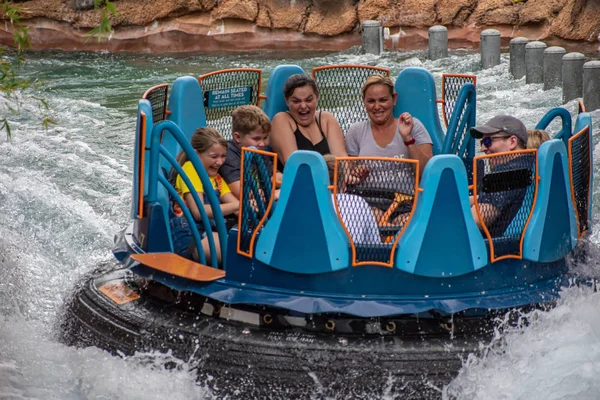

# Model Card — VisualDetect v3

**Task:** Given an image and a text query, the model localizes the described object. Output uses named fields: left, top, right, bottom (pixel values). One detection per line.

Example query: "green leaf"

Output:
left=41, top=117, right=57, bottom=131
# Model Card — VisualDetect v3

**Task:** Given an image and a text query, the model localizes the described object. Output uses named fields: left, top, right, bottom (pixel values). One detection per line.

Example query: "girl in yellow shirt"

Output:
left=171, top=127, right=239, bottom=264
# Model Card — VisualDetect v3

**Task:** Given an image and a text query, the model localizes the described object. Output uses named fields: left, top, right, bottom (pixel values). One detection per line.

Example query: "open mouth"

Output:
left=297, top=110, right=310, bottom=119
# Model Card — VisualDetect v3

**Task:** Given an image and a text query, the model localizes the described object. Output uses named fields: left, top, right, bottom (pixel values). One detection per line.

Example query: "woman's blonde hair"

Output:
left=171, top=127, right=227, bottom=180
left=527, top=129, right=551, bottom=149
left=361, top=74, right=395, bottom=98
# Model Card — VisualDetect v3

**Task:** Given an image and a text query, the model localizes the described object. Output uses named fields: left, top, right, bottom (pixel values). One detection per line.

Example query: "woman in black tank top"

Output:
left=270, top=74, right=347, bottom=170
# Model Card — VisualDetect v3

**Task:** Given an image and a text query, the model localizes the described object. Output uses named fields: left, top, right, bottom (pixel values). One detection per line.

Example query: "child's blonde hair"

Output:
left=527, top=129, right=550, bottom=149
left=232, top=105, right=271, bottom=136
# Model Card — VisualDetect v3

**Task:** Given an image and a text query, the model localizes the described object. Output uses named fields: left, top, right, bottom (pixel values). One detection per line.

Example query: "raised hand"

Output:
left=398, top=112, right=414, bottom=141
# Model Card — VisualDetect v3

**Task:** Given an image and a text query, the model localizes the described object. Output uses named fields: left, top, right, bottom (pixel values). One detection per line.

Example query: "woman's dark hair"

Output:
left=283, top=74, right=319, bottom=99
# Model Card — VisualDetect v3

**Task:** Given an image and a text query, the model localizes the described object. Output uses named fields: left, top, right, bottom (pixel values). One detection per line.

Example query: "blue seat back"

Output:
left=262, top=65, right=305, bottom=120
left=395, top=155, right=488, bottom=277
left=394, top=68, right=445, bottom=155
left=522, top=140, right=578, bottom=261
left=163, top=76, right=207, bottom=172
left=255, top=151, right=350, bottom=274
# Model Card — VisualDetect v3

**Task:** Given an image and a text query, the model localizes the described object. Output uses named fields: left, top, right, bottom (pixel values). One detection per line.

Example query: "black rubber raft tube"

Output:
left=58, top=264, right=504, bottom=399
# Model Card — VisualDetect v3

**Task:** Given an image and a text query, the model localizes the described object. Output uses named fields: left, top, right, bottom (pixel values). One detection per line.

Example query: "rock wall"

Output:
left=1, top=0, right=599, bottom=52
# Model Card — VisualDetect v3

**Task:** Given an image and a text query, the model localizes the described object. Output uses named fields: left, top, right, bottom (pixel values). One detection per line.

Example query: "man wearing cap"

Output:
left=469, top=115, right=530, bottom=237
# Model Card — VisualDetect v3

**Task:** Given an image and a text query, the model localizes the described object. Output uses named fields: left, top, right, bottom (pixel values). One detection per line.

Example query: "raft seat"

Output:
left=394, top=68, right=445, bottom=155
left=255, top=151, right=350, bottom=274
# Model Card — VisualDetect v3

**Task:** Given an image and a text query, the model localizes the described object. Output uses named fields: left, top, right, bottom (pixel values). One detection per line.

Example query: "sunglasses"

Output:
left=480, top=135, right=512, bottom=148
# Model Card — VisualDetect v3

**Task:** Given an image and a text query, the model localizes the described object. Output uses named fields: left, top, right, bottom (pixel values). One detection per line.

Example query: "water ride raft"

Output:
left=59, top=65, right=593, bottom=399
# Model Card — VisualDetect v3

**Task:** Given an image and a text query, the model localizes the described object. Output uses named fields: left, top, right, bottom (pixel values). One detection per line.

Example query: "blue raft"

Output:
left=61, top=64, right=594, bottom=398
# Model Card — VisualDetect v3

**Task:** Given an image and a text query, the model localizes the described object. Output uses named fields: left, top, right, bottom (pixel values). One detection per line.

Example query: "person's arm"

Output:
left=270, top=112, right=299, bottom=166
left=399, top=113, right=433, bottom=174
left=219, top=155, right=241, bottom=199
left=471, top=202, right=499, bottom=231
left=183, top=190, right=239, bottom=220
left=183, top=192, right=210, bottom=220
left=220, top=192, right=240, bottom=216
left=344, top=122, right=361, bottom=157
left=228, top=181, right=241, bottom=199
left=321, top=111, right=347, bottom=157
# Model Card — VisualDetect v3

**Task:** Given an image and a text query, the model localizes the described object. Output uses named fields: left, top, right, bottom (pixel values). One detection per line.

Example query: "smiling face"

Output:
left=480, top=134, right=519, bottom=155
left=285, top=85, right=318, bottom=127
left=198, top=143, right=227, bottom=177
left=235, top=127, right=269, bottom=150
left=363, top=83, right=397, bottom=125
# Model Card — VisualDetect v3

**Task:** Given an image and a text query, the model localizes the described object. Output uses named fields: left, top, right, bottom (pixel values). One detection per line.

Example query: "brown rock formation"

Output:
left=213, top=0, right=258, bottom=22
left=0, top=0, right=598, bottom=52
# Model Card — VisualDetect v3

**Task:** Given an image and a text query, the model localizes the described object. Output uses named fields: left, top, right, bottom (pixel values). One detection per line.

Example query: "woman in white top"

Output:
left=323, top=154, right=381, bottom=245
left=345, top=75, right=433, bottom=174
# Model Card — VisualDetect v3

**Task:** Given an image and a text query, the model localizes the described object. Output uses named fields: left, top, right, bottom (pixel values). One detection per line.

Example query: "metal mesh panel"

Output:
left=237, top=148, right=277, bottom=257
left=333, top=158, right=418, bottom=265
left=313, top=65, right=390, bottom=134
left=445, top=90, right=472, bottom=158
left=441, top=74, right=476, bottom=128
left=198, top=69, right=262, bottom=140
left=569, top=126, right=591, bottom=236
left=474, top=151, right=537, bottom=260
left=142, top=84, right=168, bottom=124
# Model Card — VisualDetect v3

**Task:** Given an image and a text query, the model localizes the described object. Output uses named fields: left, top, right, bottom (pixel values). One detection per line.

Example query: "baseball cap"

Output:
left=470, top=115, right=528, bottom=144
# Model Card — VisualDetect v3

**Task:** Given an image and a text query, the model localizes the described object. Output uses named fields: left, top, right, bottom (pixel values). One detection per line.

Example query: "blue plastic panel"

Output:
left=536, top=107, right=572, bottom=147
left=163, top=77, right=207, bottom=172
left=128, top=230, right=568, bottom=317
left=262, top=65, right=305, bottom=120
left=523, top=140, right=578, bottom=261
left=394, top=68, right=445, bottom=155
left=255, top=151, right=350, bottom=274
left=131, top=99, right=154, bottom=220
left=396, top=155, right=488, bottom=277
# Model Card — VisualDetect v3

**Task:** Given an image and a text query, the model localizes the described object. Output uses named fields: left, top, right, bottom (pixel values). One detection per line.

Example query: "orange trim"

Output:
left=236, top=148, right=278, bottom=257
left=142, top=83, right=169, bottom=121
left=311, top=64, right=391, bottom=78
left=198, top=68, right=263, bottom=107
left=99, top=282, right=140, bottom=305
left=440, top=74, right=476, bottom=128
left=142, top=83, right=168, bottom=100
left=236, top=150, right=247, bottom=256
left=131, top=253, right=226, bottom=282
left=472, top=149, right=538, bottom=262
left=332, top=156, right=420, bottom=267
left=137, top=111, right=147, bottom=219
left=258, top=94, right=267, bottom=107
left=578, top=100, right=586, bottom=114
left=567, top=125, right=591, bottom=238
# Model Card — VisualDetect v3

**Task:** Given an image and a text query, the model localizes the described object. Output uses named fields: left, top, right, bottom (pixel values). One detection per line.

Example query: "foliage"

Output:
left=86, top=0, right=117, bottom=43
left=0, top=0, right=115, bottom=139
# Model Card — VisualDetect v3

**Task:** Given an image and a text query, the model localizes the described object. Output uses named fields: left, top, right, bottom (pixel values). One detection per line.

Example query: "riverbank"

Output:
left=1, top=0, right=599, bottom=53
